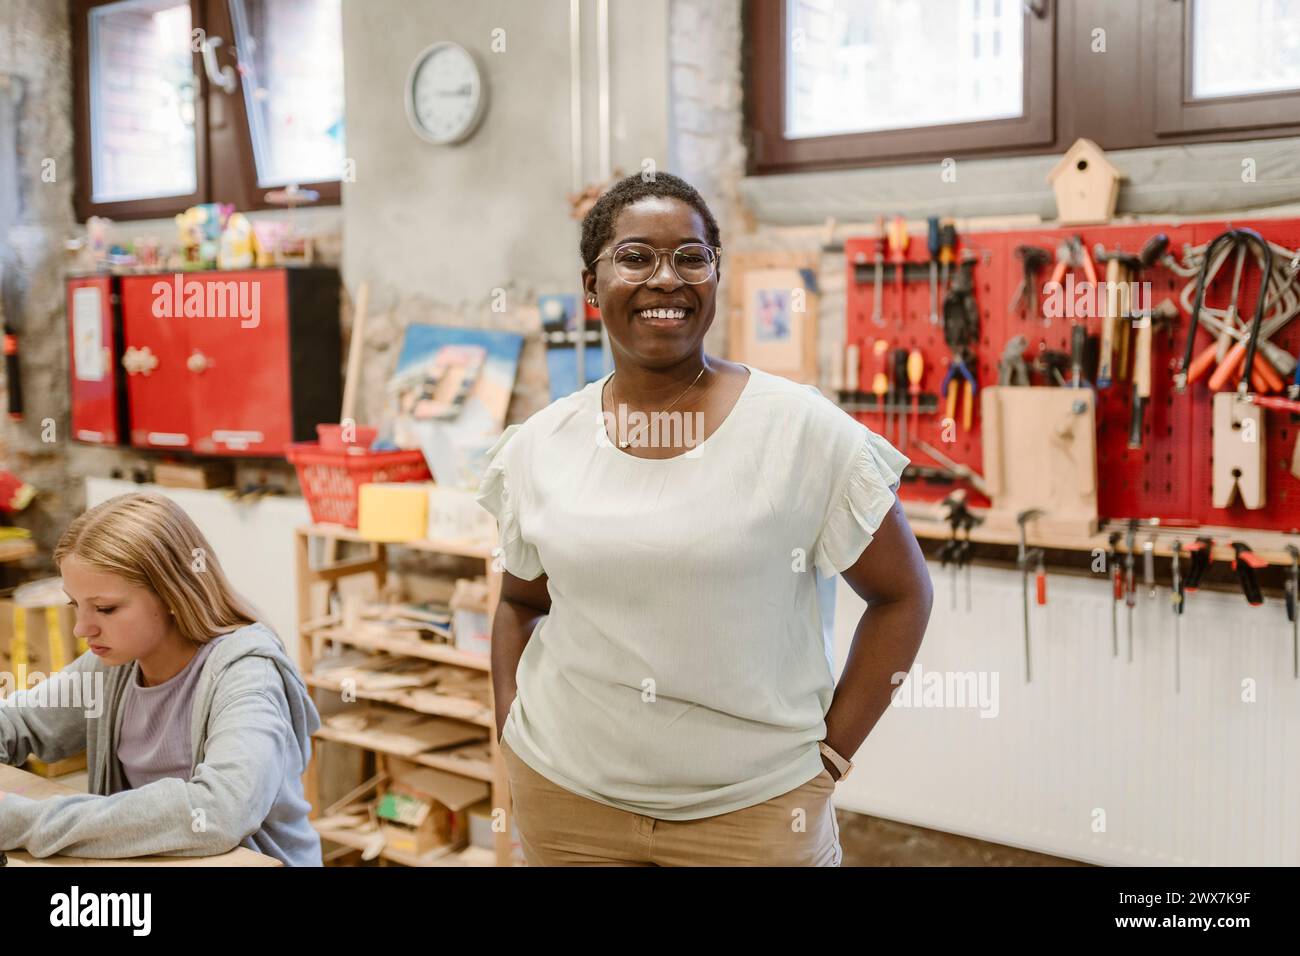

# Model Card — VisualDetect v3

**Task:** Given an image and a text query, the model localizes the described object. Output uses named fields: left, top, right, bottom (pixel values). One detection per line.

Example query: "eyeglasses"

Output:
left=592, top=242, right=722, bottom=285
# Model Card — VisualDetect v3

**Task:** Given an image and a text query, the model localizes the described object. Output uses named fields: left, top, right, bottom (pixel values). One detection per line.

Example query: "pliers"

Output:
left=942, top=349, right=978, bottom=431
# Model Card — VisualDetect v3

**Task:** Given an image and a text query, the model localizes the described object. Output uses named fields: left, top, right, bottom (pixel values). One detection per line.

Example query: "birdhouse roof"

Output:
left=1047, top=138, right=1121, bottom=183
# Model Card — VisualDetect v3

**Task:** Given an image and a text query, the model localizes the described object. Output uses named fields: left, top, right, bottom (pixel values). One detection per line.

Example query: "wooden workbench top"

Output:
left=0, top=764, right=281, bottom=867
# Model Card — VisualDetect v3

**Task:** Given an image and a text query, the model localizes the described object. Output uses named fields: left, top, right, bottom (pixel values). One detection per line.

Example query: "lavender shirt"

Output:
left=118, top=637, right=226, bottom=789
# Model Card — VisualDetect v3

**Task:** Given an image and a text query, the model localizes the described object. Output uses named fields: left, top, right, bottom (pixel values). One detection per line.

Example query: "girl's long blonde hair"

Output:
left=54, top=492, right=259, bottom=645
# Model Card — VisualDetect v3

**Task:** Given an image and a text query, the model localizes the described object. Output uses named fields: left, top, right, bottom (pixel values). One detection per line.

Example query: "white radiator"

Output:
left=832, top=561, right=1300, bottom=866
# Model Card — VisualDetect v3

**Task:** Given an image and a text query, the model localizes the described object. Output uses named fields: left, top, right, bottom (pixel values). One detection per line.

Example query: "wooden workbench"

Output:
left=0, top=764, right=281, bottom=867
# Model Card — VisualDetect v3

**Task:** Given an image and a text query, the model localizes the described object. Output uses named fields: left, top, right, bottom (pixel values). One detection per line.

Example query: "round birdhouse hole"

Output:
left=1076, top=159, right=1088, bottom=172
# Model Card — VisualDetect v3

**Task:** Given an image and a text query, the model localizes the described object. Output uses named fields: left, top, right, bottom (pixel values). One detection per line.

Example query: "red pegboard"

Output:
left=843, top=217, right=1300, bottom=535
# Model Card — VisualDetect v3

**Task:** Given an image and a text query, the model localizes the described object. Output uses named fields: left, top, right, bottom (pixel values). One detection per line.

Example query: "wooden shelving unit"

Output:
left=294, top=523, right=514, bottom=867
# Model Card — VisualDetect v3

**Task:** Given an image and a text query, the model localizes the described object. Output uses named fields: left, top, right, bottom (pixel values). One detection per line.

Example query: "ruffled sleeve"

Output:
left=474, top=423, right=545, bottom=580
left=812, top=429, right=910, bottom=577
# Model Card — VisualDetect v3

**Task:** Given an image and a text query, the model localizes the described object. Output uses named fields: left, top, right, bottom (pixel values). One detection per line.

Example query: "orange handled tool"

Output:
left=886, top=216, right=909, bottom=327
left=871, top=339, right=890, bottom=433
left=907, top=349, right=924, bottom=446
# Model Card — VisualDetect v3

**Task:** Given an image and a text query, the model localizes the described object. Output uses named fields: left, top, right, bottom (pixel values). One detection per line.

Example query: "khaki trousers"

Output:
left=501, top=737, right=843, bottom=866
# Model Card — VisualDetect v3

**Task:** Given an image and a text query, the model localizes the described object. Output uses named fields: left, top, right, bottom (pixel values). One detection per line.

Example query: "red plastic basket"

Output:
left=286, top=442, right=431, bottom=529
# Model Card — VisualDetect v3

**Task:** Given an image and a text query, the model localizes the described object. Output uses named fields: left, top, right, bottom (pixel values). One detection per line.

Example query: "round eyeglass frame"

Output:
left=591, top=242, right=723, bottom=285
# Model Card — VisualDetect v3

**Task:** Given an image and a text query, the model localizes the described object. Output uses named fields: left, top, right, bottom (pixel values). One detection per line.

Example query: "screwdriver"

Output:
left=871, top=339, right=890, bottom=436
left=927, top=217, right=941, bottom=326
left=887, top=215, right=909, bottom=328
left=871, top=216, right=886, bottom=328
left=892, top=348, right=909, bottom=445
left=938, top=220, right=957, bottom=295
left=907, top=348, right=924, bottom=447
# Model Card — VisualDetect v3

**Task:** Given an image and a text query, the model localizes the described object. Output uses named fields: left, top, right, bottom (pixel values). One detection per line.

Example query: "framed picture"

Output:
left=728, top=252, right=819, bottom=384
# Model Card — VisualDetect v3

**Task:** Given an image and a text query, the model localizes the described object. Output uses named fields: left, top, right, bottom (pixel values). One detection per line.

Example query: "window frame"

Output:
left=71, top=0, right=342, bottom=222
left=1153, top=0, right=1300, bottom=137
left=744, top=0, right=1300, bottom=177
left=744, top=0, right=1058, bottom=174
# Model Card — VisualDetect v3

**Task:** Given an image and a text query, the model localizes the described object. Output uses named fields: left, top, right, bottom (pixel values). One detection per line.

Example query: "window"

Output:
left=784, top=0, right=1025, bottom=139
left=746, top=0, right=1055, bottom=172
left=87, top=0, right=198, bottom=203
left=73, top=0, right=345, bottom=220
left=1156, top=0, right=1300, bottom=136
left=745, top=0, right=1300, bottom=175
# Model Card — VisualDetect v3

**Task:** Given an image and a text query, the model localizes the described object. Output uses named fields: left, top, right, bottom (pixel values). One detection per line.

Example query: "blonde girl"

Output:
left=0, top=492, right=321, bottom=866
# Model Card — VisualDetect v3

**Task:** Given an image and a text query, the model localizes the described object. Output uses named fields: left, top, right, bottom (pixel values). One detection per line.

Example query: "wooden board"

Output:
left=980, top=385, right=1098, bottom=537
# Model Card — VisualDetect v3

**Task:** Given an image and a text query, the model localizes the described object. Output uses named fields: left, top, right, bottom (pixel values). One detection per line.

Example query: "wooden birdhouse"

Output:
left=1047, top=138, right=1122, bottom=225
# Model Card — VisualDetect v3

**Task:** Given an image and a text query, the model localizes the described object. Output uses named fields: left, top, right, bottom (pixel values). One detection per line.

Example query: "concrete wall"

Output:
left=0, top=0, right=98, bottom=561
left=339, top=0, right=671, bottom=426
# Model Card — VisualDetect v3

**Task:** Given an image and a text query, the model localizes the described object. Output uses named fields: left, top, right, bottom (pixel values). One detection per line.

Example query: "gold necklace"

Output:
left=607, top=365, right=708, bottom=449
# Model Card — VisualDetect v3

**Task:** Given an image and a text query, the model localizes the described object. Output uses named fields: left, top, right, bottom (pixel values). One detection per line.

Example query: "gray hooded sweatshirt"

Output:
left=0, top=622, right=322, bottom=866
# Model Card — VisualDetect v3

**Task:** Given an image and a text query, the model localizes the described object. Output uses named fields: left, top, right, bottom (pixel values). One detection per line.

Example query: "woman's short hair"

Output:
left=579, top=171, right=721, bottom=270
left=55, top=492, right=259, bottom=645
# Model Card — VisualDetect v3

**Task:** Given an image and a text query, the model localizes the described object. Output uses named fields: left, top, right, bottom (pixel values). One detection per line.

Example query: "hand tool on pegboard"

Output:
left=914, top=438, right=989, bottom=497
left=939, top=492, right=966, bottom=611
left=939, top=220, right=957, bottom=297
left=1093, top=244, right=1139, bottom=386
left=1286, top=545, right=1299, bottom=678
left=1127, top=299, right=1179, bottom=449
left=892, top=348, right=910, bottom=446
left=907, top=348, right=924, bottom=444
left=1182, top=536, right=1215, bottom=596
left=1031, top=346, right=1072, bottom=387
left=927, top=217, right=942, bottom=327
left=941, top=253, right=979, bottom=432
left=1009, top=245, right=1052, bottom=322
left=1172, top=229, right=1274, bottom=509
left=1017, top=508, right=1046, bottom=683
left=1175, top=228, right=1280, bottom=394
left=887, top=215, right=909, bottom=328
left=1171, top=539, right=1185, bottom=694
left=997, top=335, right=1030, bottom=386
left=870, top=216, right=886, bottom=329
left=1069, top=323, right=1093, bottom=389
left=957, top=507, right=982, bottom=612
left=871, top=338, right=889, bottom=434
left=1044, top=235, right=1097, bottom=329
left=1230, top=541, right=1267, bottom=607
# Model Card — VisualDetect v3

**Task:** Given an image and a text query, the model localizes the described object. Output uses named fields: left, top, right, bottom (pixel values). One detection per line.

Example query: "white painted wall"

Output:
left=832, top=563, right=1300, bottom=866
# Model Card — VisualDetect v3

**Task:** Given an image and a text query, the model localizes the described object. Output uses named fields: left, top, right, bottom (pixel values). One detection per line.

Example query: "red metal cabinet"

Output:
left=67, top=275, right=127, bottom=446
left=113, top=267, right=340, bottom=456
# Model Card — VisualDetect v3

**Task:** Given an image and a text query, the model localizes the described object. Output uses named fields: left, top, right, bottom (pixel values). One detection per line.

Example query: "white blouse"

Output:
left=476, top=364, right=909, bottom=820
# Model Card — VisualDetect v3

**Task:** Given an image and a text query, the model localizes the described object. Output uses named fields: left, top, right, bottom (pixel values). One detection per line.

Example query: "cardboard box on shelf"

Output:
left=379, top=758, right=491, bottom=855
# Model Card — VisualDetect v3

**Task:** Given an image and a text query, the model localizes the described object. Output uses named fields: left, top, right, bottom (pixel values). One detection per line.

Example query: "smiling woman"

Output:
left=0, top=492, right=322, bottom=866
left=477, top=171, right=935, bottom=867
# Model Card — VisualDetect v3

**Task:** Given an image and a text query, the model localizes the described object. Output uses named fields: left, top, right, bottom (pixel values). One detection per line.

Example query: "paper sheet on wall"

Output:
left=71, top=286, right=105, bottom=382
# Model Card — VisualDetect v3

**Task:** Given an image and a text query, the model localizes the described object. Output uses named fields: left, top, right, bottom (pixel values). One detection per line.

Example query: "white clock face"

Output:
left=406, top=42, right=486, bottom=145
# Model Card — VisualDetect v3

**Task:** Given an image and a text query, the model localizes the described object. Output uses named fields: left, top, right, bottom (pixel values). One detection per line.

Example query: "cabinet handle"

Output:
left=186, top=350, right=211, bottom=374
left=122, top=346, right=159, bottom=376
